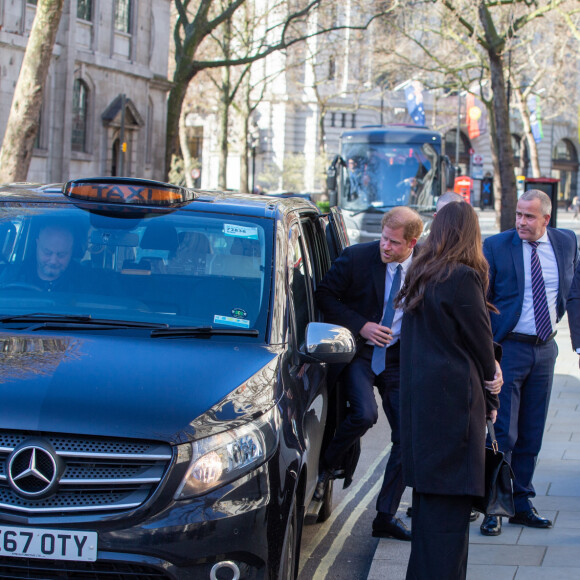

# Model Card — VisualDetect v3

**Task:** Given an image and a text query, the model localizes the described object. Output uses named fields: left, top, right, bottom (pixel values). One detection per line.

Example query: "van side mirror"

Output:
left=303, top=322, right=356, bottom=364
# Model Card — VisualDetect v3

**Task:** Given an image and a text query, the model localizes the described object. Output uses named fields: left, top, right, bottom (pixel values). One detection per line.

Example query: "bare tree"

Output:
left=374, top=0, right=573, bottom=230
left=0, top=0, right=65, bottom=183
left=511, top=7, right=580, bottom=177
left=167, top=0, right=394, bottom=181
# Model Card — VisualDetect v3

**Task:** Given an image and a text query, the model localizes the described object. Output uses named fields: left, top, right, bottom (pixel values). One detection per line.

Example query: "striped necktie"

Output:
left=371, top=264, right=402, bottom=375
left=528, top=241, right=552, bottom=341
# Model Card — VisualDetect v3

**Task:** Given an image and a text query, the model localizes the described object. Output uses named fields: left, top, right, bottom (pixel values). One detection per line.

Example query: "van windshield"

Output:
left=340, top=142, right=439, bottom=212
left=0, top=206, right=272, bottom=338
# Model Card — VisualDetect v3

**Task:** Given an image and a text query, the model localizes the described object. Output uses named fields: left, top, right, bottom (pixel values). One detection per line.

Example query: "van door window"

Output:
left=288, top=225, right=312, bottom=348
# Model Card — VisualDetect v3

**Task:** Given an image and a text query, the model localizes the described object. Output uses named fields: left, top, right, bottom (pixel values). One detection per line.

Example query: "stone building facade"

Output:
left=193, top=3, right=578, bottom=206
left=0, top=0, right=171, bottom=183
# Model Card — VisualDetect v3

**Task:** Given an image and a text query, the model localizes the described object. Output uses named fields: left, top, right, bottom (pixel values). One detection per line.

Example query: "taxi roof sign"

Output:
left=63, top=177, right=195, bottom=206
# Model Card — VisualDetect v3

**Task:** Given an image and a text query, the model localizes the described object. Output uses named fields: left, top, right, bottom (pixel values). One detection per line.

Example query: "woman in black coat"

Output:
left=397, top=202, right=500, bottom=579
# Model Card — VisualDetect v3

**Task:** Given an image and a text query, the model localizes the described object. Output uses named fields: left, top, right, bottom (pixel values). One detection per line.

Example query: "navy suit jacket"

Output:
left=315, top=240, right=386, bottom=351
left=566, top=262, right=580, bottom=349
left=483, top=227, right=578, bottom=343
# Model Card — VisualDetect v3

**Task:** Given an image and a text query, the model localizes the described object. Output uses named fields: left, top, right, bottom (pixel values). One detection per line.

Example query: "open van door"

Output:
left=319, top=206, right=350, bottom=263
left=314, top=207, right=360, bottom=495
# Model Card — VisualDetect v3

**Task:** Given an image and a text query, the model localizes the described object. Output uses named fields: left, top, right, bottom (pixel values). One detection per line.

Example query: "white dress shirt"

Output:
left=384, top=251, right=413, bottom=347
left=512, top=232, right=558, bottom=336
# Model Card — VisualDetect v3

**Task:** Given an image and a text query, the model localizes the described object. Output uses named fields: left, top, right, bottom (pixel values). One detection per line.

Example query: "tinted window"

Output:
left=0, top=206, right=273, bottom=339
left=340, top=142, right=439, bottom=211
left=114, top=0, right=131, bottom=33
left=77, top=0, right=92, bottom=21
left=289, top=225, right=311, bottom=347
left=71, top=80, right=89, bottom=152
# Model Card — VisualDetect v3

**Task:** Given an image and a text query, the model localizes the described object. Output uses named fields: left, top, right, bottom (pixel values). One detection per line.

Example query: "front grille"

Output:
left=0, top=431, right=173, bottom=514
left=0, top=556, right=170, bottom=579
left=0, top=434, right=161, bottom=456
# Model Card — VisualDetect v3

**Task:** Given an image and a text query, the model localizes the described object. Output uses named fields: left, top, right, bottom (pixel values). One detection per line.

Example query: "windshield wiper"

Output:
left=350, top=204, right=397, bottom=217
left=0, top=313, right=169, bottom=330
left=150, top=326, right=259, bottom=338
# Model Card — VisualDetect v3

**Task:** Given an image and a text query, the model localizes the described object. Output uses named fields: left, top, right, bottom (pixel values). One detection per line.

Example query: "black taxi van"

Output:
left=0, top=178, right=355, bottom=580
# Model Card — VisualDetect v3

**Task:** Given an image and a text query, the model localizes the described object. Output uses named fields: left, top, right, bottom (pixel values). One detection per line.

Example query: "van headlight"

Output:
left=174, top=407, right=278, bottom=498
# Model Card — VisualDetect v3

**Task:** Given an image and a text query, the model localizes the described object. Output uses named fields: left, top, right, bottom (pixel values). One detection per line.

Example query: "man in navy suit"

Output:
left=481, top=189, right=578, bottom=536
left=566, top=263, right=580, bottom=366
left=315, top=206, right=424, bottom=541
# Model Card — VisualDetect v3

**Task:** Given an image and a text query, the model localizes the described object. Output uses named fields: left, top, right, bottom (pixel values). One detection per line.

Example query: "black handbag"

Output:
left=473, top=419, right=515, bottom=517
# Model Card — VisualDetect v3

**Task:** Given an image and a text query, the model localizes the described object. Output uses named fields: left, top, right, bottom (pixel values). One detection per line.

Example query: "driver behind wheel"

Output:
left=36, top=225, right=74, bottom=284
left=0, top=221, right=88, bottom=293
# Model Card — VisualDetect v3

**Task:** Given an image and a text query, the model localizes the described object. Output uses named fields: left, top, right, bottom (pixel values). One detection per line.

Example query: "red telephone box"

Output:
left=454, top=176, right=473, bottom=204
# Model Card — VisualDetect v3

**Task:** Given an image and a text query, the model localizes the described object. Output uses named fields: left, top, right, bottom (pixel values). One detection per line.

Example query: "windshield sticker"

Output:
left=214, top=315, right=250, bottom=329
left=223, top=224, right=259, bottom=240
left=231, top=308, right=247, bottom=319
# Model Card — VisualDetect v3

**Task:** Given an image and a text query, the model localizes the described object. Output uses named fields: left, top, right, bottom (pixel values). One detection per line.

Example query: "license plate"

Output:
left=0, top=526, right=97, bottom=561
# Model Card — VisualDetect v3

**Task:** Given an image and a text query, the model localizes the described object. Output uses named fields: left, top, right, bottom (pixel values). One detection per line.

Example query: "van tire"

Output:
left=278, top=500, right=300, bottom=579
left=317, top=478, right=333, bottom=523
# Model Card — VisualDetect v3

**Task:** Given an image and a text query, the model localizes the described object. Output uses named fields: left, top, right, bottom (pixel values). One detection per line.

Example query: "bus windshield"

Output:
left=339, top=141, right=440, bottom=212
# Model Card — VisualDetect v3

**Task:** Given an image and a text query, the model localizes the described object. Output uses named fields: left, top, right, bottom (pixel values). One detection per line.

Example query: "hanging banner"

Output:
left=528, top=94, right=543, bottom=143
left=404, top=81, right=425, bottom=126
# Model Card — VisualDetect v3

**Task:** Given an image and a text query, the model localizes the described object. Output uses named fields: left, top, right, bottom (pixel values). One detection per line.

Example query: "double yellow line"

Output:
left=299, top=443, right=393, bottom=579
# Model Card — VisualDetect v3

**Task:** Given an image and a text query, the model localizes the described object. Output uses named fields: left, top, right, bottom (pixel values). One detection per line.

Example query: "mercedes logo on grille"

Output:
left=8, top=443, right=58, bottom=497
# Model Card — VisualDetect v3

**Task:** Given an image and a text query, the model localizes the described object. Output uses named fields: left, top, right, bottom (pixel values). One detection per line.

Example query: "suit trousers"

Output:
left=324, top=342, right=405, bottom=517
left=494, top=337, right=558, bottom=513
left=406, top=490, right=472, bottom=580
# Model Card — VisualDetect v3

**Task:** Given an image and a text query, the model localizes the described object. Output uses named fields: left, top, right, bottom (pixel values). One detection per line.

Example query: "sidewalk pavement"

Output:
left=368, top=316, right=580, bottom=579
left=367, top=210, right=580, bottom=579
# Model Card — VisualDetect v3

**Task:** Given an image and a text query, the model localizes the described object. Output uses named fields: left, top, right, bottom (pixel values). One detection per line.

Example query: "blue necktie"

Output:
left=528, top=241, right=552, bottom=341
left=371, top=264, right=402, bottom=375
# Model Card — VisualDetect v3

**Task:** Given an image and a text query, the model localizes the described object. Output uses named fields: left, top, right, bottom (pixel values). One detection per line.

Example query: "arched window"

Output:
left=512, top=134, right=529, bottom=176
left=552, top=138, right=578, bottom=203
left=553, top=139, right=577, bottom=162
left=328, top=56, right=336, bottom=81
left=511, top=134, right=521, bottom=158
left=146, top=99, right=154, bottom=165
left=77, top=0, right=92, bottom=21
left=115, top=0, right=132, bottom=33
left=444, top=129, right=471, bottom=173
left=71, top=79, right=89, bottom=153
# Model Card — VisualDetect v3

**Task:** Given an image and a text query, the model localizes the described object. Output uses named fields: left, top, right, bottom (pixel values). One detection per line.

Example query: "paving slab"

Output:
left=467, top=544, right=546, bottom=566
left=466, top=565, right=517, bottom=580
left=367, top=313, right=580, bottom=580
left=516, top=526, right=580, bottom=546
left=533, top=495, right=580, bottom=511
left=542, top=545, right=580, bottom=567
left=552, top=510, right=580, bottom=528
left=514, top=568, right=580, bottom=579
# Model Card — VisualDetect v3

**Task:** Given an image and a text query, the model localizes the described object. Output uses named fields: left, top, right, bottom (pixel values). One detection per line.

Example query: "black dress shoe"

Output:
left=313, top=469, right=332, bottom=502
left=480, top=514, right=502, bottom=536
left=372, top=513, right=411, bottom=541
left=509, top=508, right=553, bottom=528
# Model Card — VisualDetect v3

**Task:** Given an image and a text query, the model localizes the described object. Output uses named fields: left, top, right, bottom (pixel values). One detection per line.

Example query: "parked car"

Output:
left=0, top=178, right=355, bottom=579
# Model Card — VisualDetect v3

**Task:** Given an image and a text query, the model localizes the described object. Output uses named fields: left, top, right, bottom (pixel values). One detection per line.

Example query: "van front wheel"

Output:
left=278, top=500, right=300, bottom=579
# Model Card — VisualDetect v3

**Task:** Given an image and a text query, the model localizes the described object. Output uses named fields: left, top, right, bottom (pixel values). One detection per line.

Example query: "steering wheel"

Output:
left=0, top=282, right=43, bottom=292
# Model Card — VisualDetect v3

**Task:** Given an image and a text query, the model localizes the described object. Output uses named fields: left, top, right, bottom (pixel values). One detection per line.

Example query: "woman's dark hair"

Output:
left=396, top=202, right=497, bottom=313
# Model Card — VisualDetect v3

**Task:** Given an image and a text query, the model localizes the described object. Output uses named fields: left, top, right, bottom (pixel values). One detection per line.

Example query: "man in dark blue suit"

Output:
left=566, top=263, right=580, bottom=366
left=315, top=206, right=424, bottom=541
left=481, top=189, right=578, bottom=536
